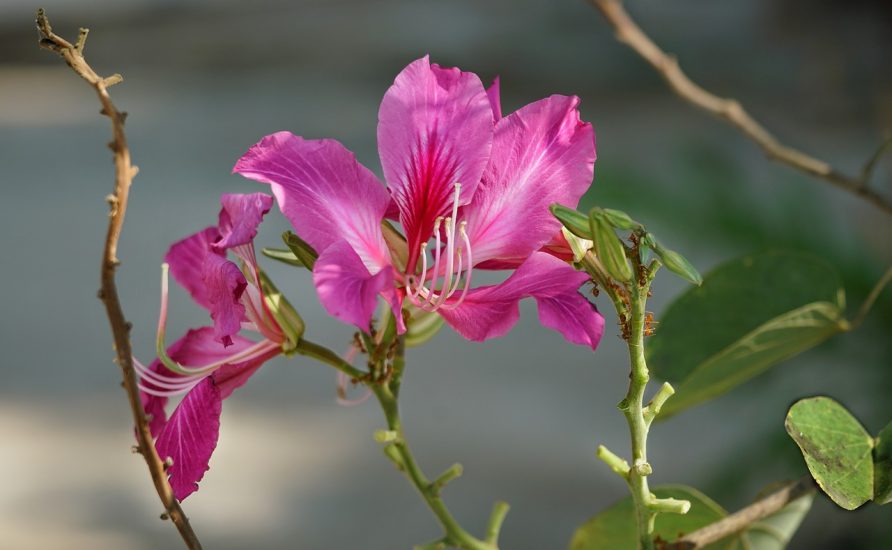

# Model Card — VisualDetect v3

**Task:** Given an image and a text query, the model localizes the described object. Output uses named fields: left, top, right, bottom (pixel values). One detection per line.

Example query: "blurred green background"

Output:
left=1, top=0, right=890, bottom=548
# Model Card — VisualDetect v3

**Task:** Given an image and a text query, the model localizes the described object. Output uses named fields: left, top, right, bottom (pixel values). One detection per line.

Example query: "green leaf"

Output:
left=551, top=204, right=592, bottom=240
left=647, top=251, right=847, bottom=418
left=785, top=397, right=874, bottom=510
left=261, top=247, right=306, bottom=268
left=569, top=485, right=737, bottom=550
left=282, top=231, right=318, bottom=269
left=741, top=491, right=814, bottom=550
left=872, top=421, right=892, bottom=504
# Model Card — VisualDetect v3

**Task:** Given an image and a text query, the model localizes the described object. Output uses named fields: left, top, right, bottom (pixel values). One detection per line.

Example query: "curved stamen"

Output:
left=442, top=221, right=473, bottom=310
left=419, top=217, right=443, bottom=309
left=408, top=243, right=429, bottom=300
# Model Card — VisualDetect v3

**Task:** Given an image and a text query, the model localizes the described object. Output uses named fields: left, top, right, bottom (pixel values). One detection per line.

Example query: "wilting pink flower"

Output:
left=235, top=56, right=604, bottom=348
left=136, top=192, right=284, bottom=500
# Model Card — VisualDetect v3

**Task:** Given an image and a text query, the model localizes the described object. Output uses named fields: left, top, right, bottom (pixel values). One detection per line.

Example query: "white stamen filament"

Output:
left=408, top=183, right=474, bottom=312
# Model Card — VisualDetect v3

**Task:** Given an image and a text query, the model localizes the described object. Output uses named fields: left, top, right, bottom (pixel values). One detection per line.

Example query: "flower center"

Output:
left=406, top=182, right=473, bottom=312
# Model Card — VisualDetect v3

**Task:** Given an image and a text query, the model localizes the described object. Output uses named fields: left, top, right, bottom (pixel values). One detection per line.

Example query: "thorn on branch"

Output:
left=103, top=73, right=123, bottom=88
left=75, top=27, right=89, bottom=54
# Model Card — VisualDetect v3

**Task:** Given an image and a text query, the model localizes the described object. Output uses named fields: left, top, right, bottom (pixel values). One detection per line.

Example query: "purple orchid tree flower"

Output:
left=135, top=192, right=295, bottom=500
left=234, top=56, right=604, bottom=349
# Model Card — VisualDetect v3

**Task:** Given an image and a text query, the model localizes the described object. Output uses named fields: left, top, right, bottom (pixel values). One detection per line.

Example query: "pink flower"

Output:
left=136, top=192, right=285, bottom=500
left=234, top=56, right=604, bottom=348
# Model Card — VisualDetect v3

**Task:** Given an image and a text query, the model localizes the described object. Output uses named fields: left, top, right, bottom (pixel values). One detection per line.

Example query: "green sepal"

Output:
left=550, top=204, right=592, bottom=239
left=261, top=247, right=306, bottom=268
left=589, top=210, right=632, bottom=282
left=258, top=270, right=304, bottom=354
left=282, top=231, right=318, bottom=270
left=643, top=233, right=702, bottom=286
left=405, top=308, right=445, bottom=347
left=382, top=220, right=409, bottom=272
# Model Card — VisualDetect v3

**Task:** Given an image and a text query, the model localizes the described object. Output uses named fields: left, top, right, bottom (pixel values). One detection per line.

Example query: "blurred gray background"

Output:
left=1, top=0, right=891, bottom=548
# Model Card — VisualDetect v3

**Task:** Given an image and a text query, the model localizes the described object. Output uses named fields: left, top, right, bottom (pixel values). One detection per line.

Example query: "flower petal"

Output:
left=166, top=227, right=222, bottom=312
left=155, top=377, right=222, bottom=501
left=486, top=76, right=502, bottom=120
left=202, top=253, right=248, bottom=347
left=377, top=56, right=494, bottom=265
left=214, top=192, right=274, bottom=251
left=139, top=327, right=260, bottom=435
left=313, top=240, right=394, bottom=331
left=212, top=345, right=280, bottom=399
left=438, top=252, right=602, bottom=348
left=462, top=95, right=595, bottom=265
left=233, top=132, right=391, bottom=272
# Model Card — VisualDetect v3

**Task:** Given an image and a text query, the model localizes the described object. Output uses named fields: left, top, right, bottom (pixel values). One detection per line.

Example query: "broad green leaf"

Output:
left=873, top=421, right=892, bottom=504
left=261, top=247, right=306, bottom=267
left=647, top=251, right=847, bottom=418
left=569, top=485, right=738, bottom=550
left=741, top=491, right=814, bottom=550
left=785, top=397, right=874, bottom=510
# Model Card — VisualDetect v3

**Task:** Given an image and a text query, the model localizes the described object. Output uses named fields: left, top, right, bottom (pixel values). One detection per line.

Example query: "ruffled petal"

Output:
left=165, top=227, right=222, bottom=312
left=377, top=56, right=494, bottom=266
left=462, top=95, right=595, bottom=265
left=154, top=377, right=222, bottom=501
left=313, top=240, right=394, bottom=331
left=438, top=252, right=602, bottom=348
left=486, top=76, right=502, bottom=120
left=139, top=328, right=260, bottom=435
left=214, top=192, right=274, bottom=251
left=202, top=253, right=248, bottom=347
left=233, top=132, right=391, bottom=272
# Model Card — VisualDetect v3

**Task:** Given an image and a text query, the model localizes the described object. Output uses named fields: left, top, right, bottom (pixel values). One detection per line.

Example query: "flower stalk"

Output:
left=581, top=232, right=690, bottom=550
left=299, top=331, right=505, bottom=550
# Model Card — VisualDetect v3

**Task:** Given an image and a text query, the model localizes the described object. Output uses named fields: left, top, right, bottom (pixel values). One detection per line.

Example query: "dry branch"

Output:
left=667, top=476, right=817, bottom=549
left=588, top=0, right=892, bottom=217
left=36, top=10, right=202, bottom=549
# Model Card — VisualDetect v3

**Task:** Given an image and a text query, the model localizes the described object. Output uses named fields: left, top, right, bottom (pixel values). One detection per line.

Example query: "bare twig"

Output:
left=36, top=10, right=202, bottom=549
left=588, top=0, right=892, bottom=217
left=666, top=477, right=817, bottom=549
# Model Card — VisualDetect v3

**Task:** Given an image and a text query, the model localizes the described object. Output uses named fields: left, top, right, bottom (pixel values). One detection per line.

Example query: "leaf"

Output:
left=647, top=251, right=847, bottom=418
left=569, top=485, right=737, bottom=550
left=785, top=397, right=874, bottom=510
left=741, top=491, right=814, bottom=550
left=261, top=247, right=306, bottom=267
left=872, top=421, right=892, bottom=504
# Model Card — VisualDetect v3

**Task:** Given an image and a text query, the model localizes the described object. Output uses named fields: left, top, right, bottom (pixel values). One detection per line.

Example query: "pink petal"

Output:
left=214, top=192, right=274, bottom=251
left=155, top=377, right=222, bottom=501
left=377, top=56, right=494, bottom=267
left=202, top=253, right=248, bottom=347
left=438, top=252, right=603, bottom=348
left=166, top=227, right=223, bottom=312
left=462, top=95, right=595, bottom=265
left=486, top=76, right=502, bottom=120
left=212, top=345, right=280, bottom=399
left=313, top=240, right=395, bottom=331
left=233, top=132, right=392, bottom=272
left=139, top=328, right=260, bottom=435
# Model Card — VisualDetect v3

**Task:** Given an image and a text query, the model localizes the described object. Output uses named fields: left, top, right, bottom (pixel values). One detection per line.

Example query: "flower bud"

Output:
left=550, top=204, right=592, bottom=239
left=590, top=211, right=633, bottom=282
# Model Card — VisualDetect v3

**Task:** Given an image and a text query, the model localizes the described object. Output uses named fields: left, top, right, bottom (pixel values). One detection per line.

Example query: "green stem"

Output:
left=296, top=336, right=500, bottom=549
left=622, top=281, right=657, bottom=550
left=850, top=264, right=892, bottom=330
left=372, top=382, right=496, bottom=550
